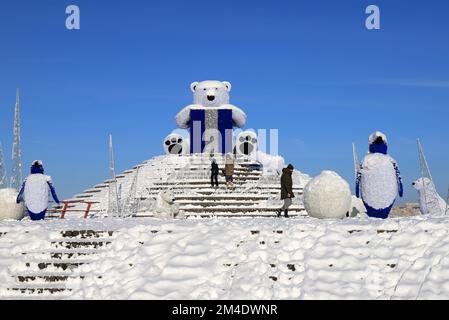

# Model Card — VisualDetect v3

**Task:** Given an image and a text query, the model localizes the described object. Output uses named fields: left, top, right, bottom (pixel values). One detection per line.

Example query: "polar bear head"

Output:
left=412, top=177, right=434, bottom=192
left=191, top=80, right=231, bottom=108
left=161, top=190, right=176, bottom=205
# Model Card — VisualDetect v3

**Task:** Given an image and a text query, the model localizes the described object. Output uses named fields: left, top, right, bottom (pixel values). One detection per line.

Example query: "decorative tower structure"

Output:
left=10, top=89, right=22, bottom=191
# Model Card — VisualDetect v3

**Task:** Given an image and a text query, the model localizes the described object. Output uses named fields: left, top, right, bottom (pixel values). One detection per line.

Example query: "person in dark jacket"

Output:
left=210, top=156, right=219, bottom=188
left=277, top=164, right=295, bottom=218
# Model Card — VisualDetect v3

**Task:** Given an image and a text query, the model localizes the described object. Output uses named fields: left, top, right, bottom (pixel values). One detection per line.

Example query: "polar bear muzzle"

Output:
left=207, top=95, right=215, bottom=102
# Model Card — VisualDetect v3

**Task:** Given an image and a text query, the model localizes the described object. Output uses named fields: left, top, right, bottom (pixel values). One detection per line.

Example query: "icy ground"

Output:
left=2, top=215, right=449, bottom=299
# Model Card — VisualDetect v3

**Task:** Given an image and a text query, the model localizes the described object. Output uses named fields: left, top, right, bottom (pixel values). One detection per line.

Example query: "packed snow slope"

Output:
left=2, top=215, right=449, bottom=299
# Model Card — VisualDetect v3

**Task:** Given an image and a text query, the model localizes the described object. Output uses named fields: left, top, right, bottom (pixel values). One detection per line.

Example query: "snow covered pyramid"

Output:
left=57, top=80, right=313, bottom=218
left=62, top=154, right=311, bottom=218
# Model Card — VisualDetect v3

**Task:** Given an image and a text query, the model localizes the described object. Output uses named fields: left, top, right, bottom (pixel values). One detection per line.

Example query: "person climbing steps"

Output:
left=210, top=155, right=219, bottom=188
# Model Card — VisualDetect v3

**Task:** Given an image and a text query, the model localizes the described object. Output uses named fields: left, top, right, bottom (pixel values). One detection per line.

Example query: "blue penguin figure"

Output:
left=355, top=132, right=403, bottom=219
left=16, top=160, right=60, bottom=221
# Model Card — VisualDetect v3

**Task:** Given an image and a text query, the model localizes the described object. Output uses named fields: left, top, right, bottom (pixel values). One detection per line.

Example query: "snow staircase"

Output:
left=58, top=154, right=307, bottom=218
left=0, top=230, right=115, bottom=299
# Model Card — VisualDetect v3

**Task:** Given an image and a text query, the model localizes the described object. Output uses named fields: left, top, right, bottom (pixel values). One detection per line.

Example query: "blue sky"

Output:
left=0, top=0, right=448, bottom=203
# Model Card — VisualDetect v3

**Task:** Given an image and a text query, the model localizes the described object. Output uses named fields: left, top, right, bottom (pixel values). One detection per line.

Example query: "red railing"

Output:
left=49, top=200, right=100, bottom=219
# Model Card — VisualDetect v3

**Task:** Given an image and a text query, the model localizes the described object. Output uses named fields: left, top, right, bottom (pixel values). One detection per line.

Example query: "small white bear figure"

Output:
left=413, top=177, right=447, bottom=216
left=154, top=190, right=184, bottom=219
left=176, top=80, right=246, bottom=129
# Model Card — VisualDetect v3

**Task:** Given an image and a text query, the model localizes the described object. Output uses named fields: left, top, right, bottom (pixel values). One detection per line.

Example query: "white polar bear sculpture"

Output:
left=413, top=177, right=447, bottom=216
left=304, top=171, right=352, bottom=219
left=175, top=80, right=247, bottom=129
left=154, top=190, right=184, bottom=219
left=0, top=188, right=25, bottom=221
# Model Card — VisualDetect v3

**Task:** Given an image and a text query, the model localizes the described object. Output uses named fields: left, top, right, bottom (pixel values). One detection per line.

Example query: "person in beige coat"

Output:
left=224, top=153, right=235, bottom=189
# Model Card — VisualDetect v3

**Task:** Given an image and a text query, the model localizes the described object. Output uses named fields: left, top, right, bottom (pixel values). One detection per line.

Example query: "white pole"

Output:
left=352, top=143, right=359, bottom=179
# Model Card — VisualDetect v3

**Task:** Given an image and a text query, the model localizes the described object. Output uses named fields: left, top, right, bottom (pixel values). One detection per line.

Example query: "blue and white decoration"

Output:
left=190, top=108, right=233, bottom=154
left=173, top=80, right=247, bottom=154
left=356, top=131, right=403, bottom=219
left=16, top=160, right=60, bottom=221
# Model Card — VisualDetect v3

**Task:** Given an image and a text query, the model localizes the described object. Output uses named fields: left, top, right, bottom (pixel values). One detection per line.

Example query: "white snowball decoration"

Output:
left=304, top=171, right=352, bottom=219
left=0, top=188, right=25, bottom=221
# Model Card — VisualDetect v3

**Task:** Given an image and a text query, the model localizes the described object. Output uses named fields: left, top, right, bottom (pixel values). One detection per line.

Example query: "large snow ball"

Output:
left=303, top=171, right=352, bottom=219
left=0, top=188, right=26, bottom=221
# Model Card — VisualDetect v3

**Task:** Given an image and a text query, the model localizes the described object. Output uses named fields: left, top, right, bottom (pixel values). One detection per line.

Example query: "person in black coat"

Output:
left=210, top=157, right=219, bottom=188
left=277, top=164, right=295, bottom=218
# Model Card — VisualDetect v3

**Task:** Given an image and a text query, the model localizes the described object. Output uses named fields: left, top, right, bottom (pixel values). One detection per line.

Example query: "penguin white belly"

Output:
left=24, top=174, right=49, bottom=213
left=360, top=154, right=398, bottom=210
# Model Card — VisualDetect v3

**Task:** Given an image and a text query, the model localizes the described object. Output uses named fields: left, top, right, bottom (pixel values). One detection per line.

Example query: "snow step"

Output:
left=83, top=189, right=103, bottom=194
left=179, top=202, right=270, bottom=208
left=60, top=230, right=114, bottom=239
left=94, top=184, right=109, bottom=189
left=48, top=252, right=98, bottom=259
left=51, top=241, right=112, bottom=249
left=15, top=275, right=85, bottom=283
left=20, top=252, right=99, bottom=260
left=174, top=195, right=270, bottom=201
left=153, top=179, right=259, bottom=186
left=7, top=288, right=71, bottom=294
left=74, top=194, right=94, bottom=199
left=180, top=207, right=305, bottom=213
left=23, top=262, right=85, bottom=271
left=173, top=168, right=262, bottom=175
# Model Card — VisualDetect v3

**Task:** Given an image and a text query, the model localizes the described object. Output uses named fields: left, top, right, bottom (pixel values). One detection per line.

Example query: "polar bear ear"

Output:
left=190, top=82, right=199, bottom=93
left=223, top=81, right=232, bottom=92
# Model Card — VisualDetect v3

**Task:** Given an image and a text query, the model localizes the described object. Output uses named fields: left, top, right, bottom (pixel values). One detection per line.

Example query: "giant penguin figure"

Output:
left=16, top=160, right=60, bottom=221
left=356, top=132, right=403, bottom=219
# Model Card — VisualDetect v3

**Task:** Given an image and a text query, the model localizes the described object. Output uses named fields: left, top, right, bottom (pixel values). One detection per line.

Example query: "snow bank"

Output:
left=3, top=216, right=449, bottom=299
